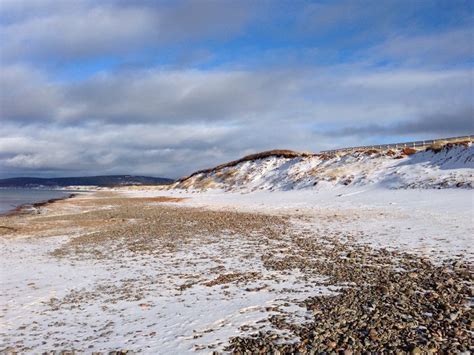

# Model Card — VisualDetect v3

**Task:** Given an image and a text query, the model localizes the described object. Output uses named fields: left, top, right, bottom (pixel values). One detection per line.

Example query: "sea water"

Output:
left=0, top=188, right=72, bottom=214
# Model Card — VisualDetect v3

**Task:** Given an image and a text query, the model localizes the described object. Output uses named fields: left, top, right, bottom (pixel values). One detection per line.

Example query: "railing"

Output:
left=320, top=135, right=474, bottom=154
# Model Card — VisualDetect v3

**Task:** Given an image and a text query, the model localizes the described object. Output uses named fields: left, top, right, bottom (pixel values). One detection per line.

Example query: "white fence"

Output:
left=320, top=135, right=473, bottom=154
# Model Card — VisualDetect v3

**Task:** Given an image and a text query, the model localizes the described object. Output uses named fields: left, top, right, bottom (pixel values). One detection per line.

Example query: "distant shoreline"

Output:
left=1, top=192, right=78, bottom=217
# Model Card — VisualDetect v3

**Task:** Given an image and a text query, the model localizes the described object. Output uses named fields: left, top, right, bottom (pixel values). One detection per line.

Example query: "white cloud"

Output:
left=3, top=64, right=471, bottom=126
left=0, top=0, right=472, bottom=178
left=368, top=29, right=474, bottom=65
left=0, top=0, right=254, bottom=61
left=0, top=65, right=64, bottom=122
left=1, top=63, right=472, bottom=178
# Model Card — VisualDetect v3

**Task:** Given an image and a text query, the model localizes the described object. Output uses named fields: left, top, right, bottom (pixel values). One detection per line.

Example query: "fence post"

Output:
left=319, top=135, right=471, bottom=154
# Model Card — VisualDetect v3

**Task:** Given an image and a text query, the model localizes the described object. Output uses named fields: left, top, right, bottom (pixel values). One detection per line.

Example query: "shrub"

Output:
left=401, top=147, right=417, bottom=156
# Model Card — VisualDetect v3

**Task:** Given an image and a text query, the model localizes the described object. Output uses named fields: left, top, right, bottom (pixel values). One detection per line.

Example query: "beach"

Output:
left=2, top=0, right=473, bottom=352
left=0, top=189, right=77, bottom=215
left=0, top=188, right=472, bottom=353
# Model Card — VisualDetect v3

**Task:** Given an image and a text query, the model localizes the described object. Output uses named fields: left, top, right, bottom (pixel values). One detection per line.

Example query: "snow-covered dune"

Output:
left=174, top=143, right=474, bottom=191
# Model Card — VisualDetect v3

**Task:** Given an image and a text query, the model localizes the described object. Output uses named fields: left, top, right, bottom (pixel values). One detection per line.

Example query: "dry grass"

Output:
left=315, top=153, right=336, bottom=160
left=362, top=148, right=381, bottom=155
left=427, top=140, right=471, bottom=153
left=307, top=167, right=323, bottom=177
left=178, top=149, right=315, bottom=183
left=324, top=168, right=348, bottom=181
left=198, top=179, right=218, bottom=189
left=215, top=168, right=238, bottom=180
left=401, top=147, right=418, bottom=156
left=427, top=141, right=448, bottom=153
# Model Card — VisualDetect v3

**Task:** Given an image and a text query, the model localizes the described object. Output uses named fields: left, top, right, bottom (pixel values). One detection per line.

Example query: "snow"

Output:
left=2, top=186, right=472, bottom=352
left=124, top=187, right=474, bottom=261
left=175, top=143, right=474, bottom=191
left=0, top=223, right=335, bottom=353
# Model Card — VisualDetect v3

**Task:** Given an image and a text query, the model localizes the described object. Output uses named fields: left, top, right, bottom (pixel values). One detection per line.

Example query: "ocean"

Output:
left=0, top=188, right=73, bottom=214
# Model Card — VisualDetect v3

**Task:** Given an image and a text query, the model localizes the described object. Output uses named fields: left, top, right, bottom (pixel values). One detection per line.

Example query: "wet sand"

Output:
left=1, top=193, right=78, bottom=217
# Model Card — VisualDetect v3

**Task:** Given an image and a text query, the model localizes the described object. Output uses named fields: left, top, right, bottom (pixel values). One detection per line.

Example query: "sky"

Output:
left=0, top=0, right=473, bottom=179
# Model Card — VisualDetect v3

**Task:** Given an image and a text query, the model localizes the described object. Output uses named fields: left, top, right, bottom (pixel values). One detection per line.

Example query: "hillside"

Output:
left=173, top=142, right=473, bottom=191
left=0, top=175, right=174, bottom=188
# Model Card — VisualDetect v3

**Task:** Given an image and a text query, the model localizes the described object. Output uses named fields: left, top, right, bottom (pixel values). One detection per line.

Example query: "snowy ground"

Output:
left=123, top=187, right=474, bottom=261
left=1, top=187, right=473, bottom=353
left=1, top=231, right=333, bottom=352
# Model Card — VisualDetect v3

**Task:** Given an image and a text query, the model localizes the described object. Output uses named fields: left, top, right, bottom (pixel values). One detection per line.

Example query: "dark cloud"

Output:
left=0, top=0, right=473, bottom=178
left=63, top=69, right=303, bottom=124
left=396, top=109, right=474, bottom=135
left=328, top=107, right=474, bottom=138
left=0, top=65, right=315, bottom=126
left=0, top=65, right=64, bottom=123
left=1, top=64, right=472, bottom=178
left=0, top=120, right=327, bottom=179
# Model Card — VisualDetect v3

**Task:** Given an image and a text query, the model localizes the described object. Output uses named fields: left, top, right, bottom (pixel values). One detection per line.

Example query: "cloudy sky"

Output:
left=0, top=0, right=473, bottom=179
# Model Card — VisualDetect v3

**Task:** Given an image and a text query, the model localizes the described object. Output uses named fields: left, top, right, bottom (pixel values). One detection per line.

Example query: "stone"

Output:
left=369, top=329, right=378, bottom=341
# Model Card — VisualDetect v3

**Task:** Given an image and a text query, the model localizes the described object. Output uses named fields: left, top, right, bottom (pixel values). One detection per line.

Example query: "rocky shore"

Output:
left=228, top=223, right=473, bottom=353
left=1, top=193, right=78, bottom=217
left=0, top=192, right=472, bottom=353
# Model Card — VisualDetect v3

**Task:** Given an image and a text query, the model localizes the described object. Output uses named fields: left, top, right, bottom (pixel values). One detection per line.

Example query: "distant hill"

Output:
left=0, top=175, right=174, bottom=188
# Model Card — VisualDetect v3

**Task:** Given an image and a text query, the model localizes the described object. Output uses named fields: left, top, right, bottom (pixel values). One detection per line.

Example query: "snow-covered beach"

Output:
left=0, top=143, right=473, bottom=353
left=2, top=0, right=473, bottom=352
left=1, top=184, right=472, bottom=353
left=144, top=187, right=473, bottom=261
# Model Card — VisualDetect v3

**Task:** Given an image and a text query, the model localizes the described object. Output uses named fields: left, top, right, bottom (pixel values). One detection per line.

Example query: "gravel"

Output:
left=228, top=231, right=473, bottom=353
left=1, top=193, right=472, bottom=353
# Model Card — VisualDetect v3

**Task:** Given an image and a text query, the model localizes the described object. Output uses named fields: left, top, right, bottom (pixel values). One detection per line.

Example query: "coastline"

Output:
left=1, top=192, right=78, bottom=217
left=0, top=188, right=472, bottom=353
